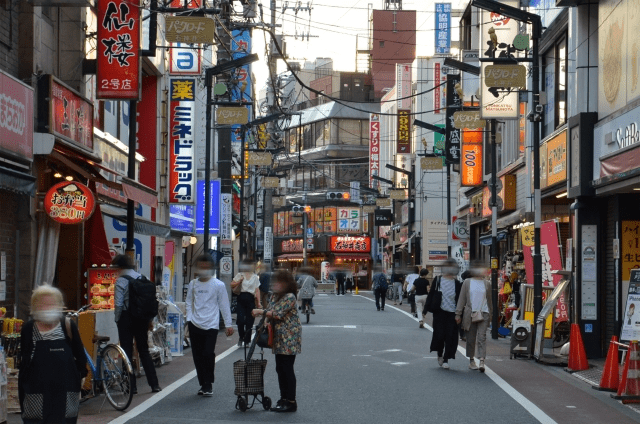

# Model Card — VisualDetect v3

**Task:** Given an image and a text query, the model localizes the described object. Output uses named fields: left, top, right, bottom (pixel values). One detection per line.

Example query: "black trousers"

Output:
left=188, top=322, right=219, bottom=388
left=374, top=288, right=387, bottom=310
left=430, top=310, right=459, bottom=361
left=117, top=310, right=158, bottom=390
left=236, top=292, right=256, bottom=344
left=275, top=354, right=297, bottom=401
left=337, top=280, right=345, bottom=295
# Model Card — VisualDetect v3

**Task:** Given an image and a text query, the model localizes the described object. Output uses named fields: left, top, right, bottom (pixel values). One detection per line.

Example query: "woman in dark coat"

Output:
left=427, top=258, right=462, bottom=369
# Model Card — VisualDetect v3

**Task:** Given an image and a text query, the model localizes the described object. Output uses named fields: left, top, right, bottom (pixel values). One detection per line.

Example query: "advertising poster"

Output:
left=324, top=207, right=337, bottom=233
left=621, top=270, right=640, bottom=342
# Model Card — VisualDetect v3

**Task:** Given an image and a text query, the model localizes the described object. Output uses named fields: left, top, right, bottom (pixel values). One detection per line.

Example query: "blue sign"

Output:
left=195, top=180, right=221, bottom=234
left=170, top=205, right=195, bottom=233
left=585, top=324, right=593, bottom=333
left=435, top=3, right=451, bottom=54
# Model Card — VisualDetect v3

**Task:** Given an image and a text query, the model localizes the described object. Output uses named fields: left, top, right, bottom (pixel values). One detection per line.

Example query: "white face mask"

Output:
left=197, top=268, right=213, bottom=279
left=443, top=267, right=458, bottom=276
left=33, top=310, right=62, bottom=323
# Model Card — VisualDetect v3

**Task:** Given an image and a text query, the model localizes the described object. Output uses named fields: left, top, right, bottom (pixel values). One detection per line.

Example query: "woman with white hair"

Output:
left=19, top=285, right=88, bottom=424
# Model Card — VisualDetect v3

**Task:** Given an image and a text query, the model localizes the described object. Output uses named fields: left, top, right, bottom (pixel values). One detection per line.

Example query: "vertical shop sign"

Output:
left=0, top=71, right=33, bottom=160
left=220, top=193, right=232, bottom=250
left=195, top=180, right=221, bottom=234
left=369, top=113, right=380, bottom=189
left=396, top=64, right=412, bottom=109
left=622, top=221, right=640, bottom=281
left=264, top=227, right=273, bottom=261
left=445, top=74, right=462, bottom=164
left=397, top=109, right=411, bottom=154
left=460, top=129, right=483, bottom=186
left=434, top=62, right=441, bottom=114
left=97, top=0, right=141, bottom=99
left=169, top=78, right=196, bottom=203
left=435, top=3, right=451, bottom=54
left=230, top=29, right=252, bottom=178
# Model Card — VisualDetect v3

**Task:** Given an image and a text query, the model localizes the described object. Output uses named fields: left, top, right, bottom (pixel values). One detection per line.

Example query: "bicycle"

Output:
left=301, top=299, right=312, bottom=324
left=68, top=306, right=134, bottom=411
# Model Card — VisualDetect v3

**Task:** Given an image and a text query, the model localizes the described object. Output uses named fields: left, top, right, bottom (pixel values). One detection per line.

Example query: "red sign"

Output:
left=169, top=78, right=196, bottom=203
left=523, top=221, right=569, bottom=322
left=44, top=181, right=96, bottom=224
left=330, top=236, right=371, bottom=253
left=282, top=239, right=303, bottom=253
left=397, top=109, right=411, bottom=154
left=460, top=129, right=483, bottom=186
left=97, top=0, right=141, bottom=99
left=170, top=0, right=201, bottom=7
left=369, top=113, right=380, bottom=189
left=0, top=70, right=33, bottom=160
left=48, top=78, right=94, bottom=150
left=434, top=62, right=441, bottom=114
left=87, top=268, right=117, bottom=310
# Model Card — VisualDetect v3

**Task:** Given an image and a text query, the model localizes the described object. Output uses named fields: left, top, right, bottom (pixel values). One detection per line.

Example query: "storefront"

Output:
left=329, top=236, right=372, bottom=289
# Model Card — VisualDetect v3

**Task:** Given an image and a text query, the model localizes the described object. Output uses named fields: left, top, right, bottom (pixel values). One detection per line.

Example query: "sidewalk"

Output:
left=356, top=290, right=640, bottom=423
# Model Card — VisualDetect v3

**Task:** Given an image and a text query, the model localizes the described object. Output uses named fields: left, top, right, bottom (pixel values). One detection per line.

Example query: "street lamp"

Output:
left=470, top=0, right=543, bottom=340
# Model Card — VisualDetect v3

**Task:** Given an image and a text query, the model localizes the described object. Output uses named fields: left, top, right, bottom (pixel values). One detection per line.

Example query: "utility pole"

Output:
left=490, top=119, right=499, bottom=340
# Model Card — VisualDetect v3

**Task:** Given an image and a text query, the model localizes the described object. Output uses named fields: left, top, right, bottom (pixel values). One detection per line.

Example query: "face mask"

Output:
left=198, top=269, right=213, bottom=279
left=33, top=310, right=62, bottom=323
left=443, top=267, right=458, bottom=275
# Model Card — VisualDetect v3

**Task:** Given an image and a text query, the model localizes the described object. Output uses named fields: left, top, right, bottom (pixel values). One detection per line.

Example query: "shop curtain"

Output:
left=33, top=212, right=61, bottom=288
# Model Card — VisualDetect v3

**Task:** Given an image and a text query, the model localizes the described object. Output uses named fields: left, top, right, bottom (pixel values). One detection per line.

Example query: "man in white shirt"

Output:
left=186, top=254, right=234, bottom=397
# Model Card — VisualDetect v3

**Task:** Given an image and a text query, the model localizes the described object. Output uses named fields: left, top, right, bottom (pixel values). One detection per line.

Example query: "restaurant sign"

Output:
left=0, top=70, right=33, bottom=160
left=330, top=236, right=371, bottom=253
left=44, top=181, right=96, bottom=224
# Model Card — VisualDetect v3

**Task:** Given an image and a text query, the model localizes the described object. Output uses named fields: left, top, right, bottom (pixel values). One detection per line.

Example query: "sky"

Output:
left=251, top=0, right=467, bottom=97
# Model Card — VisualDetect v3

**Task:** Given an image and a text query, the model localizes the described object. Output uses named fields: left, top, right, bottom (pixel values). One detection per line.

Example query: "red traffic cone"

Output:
left=566, top=323, right=589, bottom=372
left=593, top=336, right=619, bottom=392
left=622, top=341, right=640, bottom=404
left=612, top=347, right=632, bottom=400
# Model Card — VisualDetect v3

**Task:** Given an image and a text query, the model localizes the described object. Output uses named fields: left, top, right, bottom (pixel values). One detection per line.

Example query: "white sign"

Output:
left=0, top=252, right=5, bottom=281
left=263, top=227, right=273, bottom=261
left=350, top=181, right=360, bottom=204
left=221, top=193, right=232, bottom=242
left=220, top=257, right=232, bottom=275
left=452, top=216, right=469, bottom=240
left=170, top=43, right=201, bottom=75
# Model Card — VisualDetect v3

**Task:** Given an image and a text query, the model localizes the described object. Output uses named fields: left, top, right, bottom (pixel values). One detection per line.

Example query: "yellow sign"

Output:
left=389, top=189, right=406, bottom=200
left=216, top=107, right=248, bottom=125
left=546, top=129, right=567, bottom=186
left=521, top=224, right=535, bottom=247
left=453, top=111, right=486, bottom=129
left=484, top=65, right=527, bottom=89
left=421, top=157, right=443, bottom=170
left=248, top=152, right=272, bottom=166
left=362, top=205, right=376, bottom=214
left=165, top=16, right=215, bottom=44
left=376, top=198, right=391, bottom=207
left=491, top=258, right=498, bottom=269
left=272, top=196, right=286, bottom=207
left=622, top=221, right=640, bottom=281
left=262, top=177, right=279, bottom=188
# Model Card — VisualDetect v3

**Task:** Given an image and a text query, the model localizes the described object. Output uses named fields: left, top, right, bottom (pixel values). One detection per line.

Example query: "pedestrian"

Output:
left=19, top=285, right=88, bottom=424
left=231, top=260, right=263, bottom=346
left=371, top=266, right=389, bottom=311
left=345, top=275, right=354, bottom=294
left=251, top=270, right=301, bottom=412
left=456, top=261, right=492, bottom=372
left=458, top=270, right=472, bottom=341
left=411, top=268, right=430, bottom=327
left=258, top=262, right=272, bottom=312
left=111, top=254, right=161, bottom=394
left=186, top=254, right=234, bottom=396
left=427, top=258, right=462, bottom=370
left=335, top=270, right=346, bottom=295
left=404, top=266, right=420, bottom=316
left=297, top=266, right=318, bottom=314
left=391, top=269, right=404, bottom=305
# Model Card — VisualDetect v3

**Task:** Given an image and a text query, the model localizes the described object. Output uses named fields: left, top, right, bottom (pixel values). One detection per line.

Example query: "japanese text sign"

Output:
left=434, top=62, right=442, bottom=114
left=165, top=16, right=215, bottom=44
left=369, top=113, right=380, bottom=189
left=97, top=0, right=141, bottom=99
left=622, top=221, right=640, bottom=281
left=445, top=74, right=462, bottom=164
left=435, top=3, right=451, bottom=54
left=397, top=109, right=411, bottom=154
left=546, top=129, right=567, bottom=186
left=44, top=181, right=96, bottom=224
left=282, top=239, right=303, bottom=253
left=0, top=71, right=33, bottom=160
left=169, top=78, right=196, bottom=203
left=460, top=129, right=483, bottom=186
left=337, top=208, right=361, bottom=234
left=170, top=42, right=202, bottom=75
left=330, top=236, right=371, bottom=253
left=87, top=268, right=118, bottom=310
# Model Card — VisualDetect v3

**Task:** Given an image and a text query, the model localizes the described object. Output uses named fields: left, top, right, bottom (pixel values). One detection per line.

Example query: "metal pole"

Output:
left=126, top=100, right=137, bottom=264
left=239, top=129, right=246, bottom=259
left=490, top=119, right=499, bottom=340
left=532, top=30, right=543, bottom=324
left=303, top=211, right=308, bottom=266
left=446, top=162, right=452, bottom=257
left=204, top=69, right=212, bottom=253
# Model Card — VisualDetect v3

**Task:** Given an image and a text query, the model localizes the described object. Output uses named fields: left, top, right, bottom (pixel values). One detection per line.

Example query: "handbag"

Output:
left=256, top=320, right=273, bottom=349
left=231, top=274, right=243, bottom=295
left=425, top=277, right=443, bottom=314
left=471, top=291, right=487, bottom=323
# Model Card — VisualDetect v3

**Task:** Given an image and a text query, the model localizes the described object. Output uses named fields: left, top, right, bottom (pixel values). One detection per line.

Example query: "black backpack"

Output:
left=124, top=275, right=159, bottom=320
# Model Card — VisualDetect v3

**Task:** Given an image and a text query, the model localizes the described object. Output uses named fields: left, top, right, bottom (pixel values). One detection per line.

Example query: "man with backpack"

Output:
left=112, top=254, right=162, bottom=394
left=371, top=266, right=389, bottom=311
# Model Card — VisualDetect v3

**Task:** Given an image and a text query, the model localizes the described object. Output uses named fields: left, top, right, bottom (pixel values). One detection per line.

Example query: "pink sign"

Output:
left=369, top=113, right=380, bottom=189
left=434, top=63, right=441, bottom=114
left=0, top=71, right=33, bottom=160
left=523, top=221, right=569, bottom=322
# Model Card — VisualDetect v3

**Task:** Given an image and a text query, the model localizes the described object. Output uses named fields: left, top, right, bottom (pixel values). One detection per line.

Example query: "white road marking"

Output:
left=354, top=295, right=558, bottom=424
left=353, top=354, right=372, bottom=357
left=344, top=325, right=357, bottom=328
left=391, top=362, right=409, bottom=366
left=318, top=294, right=329, bottom=296
left=566, top=406, right=576, bottom=409
left=381, top=349, right=401, bottom=352
left=304, top=325, right=357, bottom=328
left=109, top=344, right=240, bottom=424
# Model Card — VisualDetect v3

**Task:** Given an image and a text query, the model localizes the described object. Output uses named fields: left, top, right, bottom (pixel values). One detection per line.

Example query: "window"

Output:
left=379, top=41, right=385, bottom=48
left=338, top=120, right=362, bottom=145
left=303, top=124, right=313, bottom=149
left=288, top=129, right=298, bottom=154
left=314, top=120, right=325, bottom=147
left=542, top=34, right=568, bottom=138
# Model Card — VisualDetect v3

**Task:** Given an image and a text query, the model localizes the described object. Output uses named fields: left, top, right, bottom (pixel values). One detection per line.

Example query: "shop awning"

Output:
left=276, top=254, right=303, bottom=262
left=100, top=204, right=171, bottom=238
left=334, top=254, right=372, bottom=261
left=497, top=208, right=527, bottom=228
left=0, top=165, right=35, bottom=196
left=479, top=230, right=509, bottom=246
left=121, top=178, right=158, bottom=208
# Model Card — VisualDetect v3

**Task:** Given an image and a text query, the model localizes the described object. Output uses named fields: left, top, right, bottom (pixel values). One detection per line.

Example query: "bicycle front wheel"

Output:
left=99, top=344, right=134, bottom=411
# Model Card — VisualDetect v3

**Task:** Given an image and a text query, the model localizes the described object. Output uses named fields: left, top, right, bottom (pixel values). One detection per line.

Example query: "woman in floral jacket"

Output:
left=252, top=269, right=301, bottom=413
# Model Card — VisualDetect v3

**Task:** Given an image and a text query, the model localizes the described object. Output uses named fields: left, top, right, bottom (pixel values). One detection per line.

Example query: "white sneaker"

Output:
left=438, top=357, right=444, bottom=367
left=469, top=361, right=478, bottom=370
left=479, top=360, right=485, bottom=373
left=442, top=362, right=450, bottom=370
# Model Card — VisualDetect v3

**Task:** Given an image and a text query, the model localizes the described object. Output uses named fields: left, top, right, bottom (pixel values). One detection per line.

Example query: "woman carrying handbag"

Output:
left=455, top=261, right=493, bottom=372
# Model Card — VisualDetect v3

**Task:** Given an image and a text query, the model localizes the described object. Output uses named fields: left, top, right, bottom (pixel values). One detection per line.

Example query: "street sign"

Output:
left=220, top=257, right=232, bottom=275
left=262, top=177, right=280, bottom=188
left=421, top=157, right=443, bottom=171
left=306, top=227, right=314, bottom=235
left=216, top=107, right=248, bottom=125
left=484, top=65, right=527, bottom=89
left=306, top=237, right=313, bottom=245
left=248, top=152, right=272, bottom=166
left=307, top=244, right=314, bottom=250
left=376, top=198, right=391, bottom=207
left=453, top=111, right=486, bottom=129
left=165, top=16, right=215, bottom=44
left=272, top=196, right=286, bottom=207
left=389, top=189, right=406, bottom=200
left=362, top=205, right=376, bottom=214
left=350, top=181, right=361, bottom=203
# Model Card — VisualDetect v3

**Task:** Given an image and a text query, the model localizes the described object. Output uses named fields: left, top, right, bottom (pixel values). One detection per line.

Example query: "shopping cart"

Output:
left=233, top=314, right=272, bottom=412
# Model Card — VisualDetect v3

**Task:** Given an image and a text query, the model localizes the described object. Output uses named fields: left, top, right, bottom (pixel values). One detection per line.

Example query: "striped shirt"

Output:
left=439, top=277, right=457, bottom=312
left=31, top=323, right=65, bottom=358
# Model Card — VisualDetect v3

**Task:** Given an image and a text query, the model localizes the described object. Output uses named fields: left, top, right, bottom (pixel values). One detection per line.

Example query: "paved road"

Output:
left=114, top=294, right=548, bottom=424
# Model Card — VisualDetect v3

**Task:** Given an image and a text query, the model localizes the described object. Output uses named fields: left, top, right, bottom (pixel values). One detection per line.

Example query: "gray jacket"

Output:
left=455, top=278, right=493, bottom=331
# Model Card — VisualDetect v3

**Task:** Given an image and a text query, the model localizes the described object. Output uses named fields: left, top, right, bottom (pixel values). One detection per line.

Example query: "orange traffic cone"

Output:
left=593, top=336, right=620, bottom=392
left=621, top=341, right=640, bottom=404
left=566, top=323, right=589, bottom=372
left=612, top=347, right=632, bottom=400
